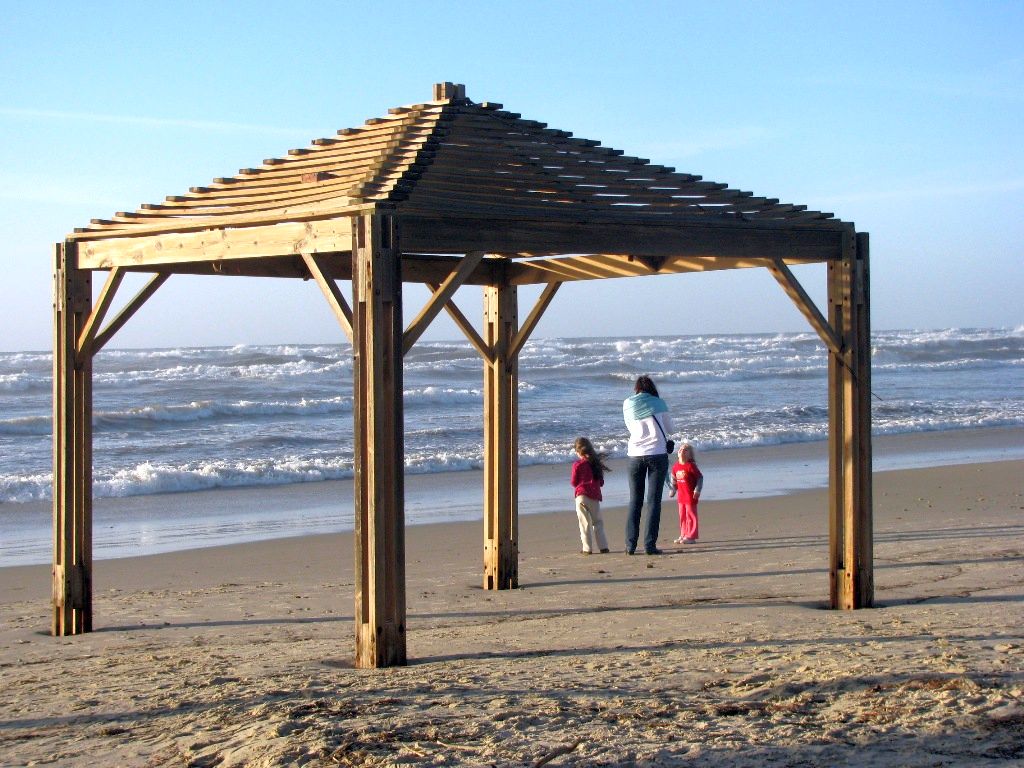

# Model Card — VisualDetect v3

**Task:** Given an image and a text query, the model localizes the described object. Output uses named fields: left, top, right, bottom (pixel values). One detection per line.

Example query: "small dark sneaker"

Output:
left=645, top=548, right=664, bottom=556
left=599, top=548, right=610, bottom=553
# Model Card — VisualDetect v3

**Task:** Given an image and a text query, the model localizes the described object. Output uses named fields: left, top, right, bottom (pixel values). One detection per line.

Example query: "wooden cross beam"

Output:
left=426, top=283, right=494, bottom=363
left=766, top=257, right=842, bottom=359
left=509, top=282, right=561, bottom=360
left=302, top=253, right=354, bottom=342
left=76, top=267, right=124, bottom=361
left=403, top=251, right=485, bottom=355
left=78, top=273, right=171, bottom=359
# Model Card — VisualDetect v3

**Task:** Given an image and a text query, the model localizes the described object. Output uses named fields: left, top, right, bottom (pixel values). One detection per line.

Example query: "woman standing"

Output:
left=622, top=375, right=674, bottom=555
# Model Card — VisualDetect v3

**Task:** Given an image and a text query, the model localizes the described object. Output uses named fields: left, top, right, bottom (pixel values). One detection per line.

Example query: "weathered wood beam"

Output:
left=402, top=253, right=497, bottom=285
left=401, top=215, right=846, bottom=261
left=70, top=202, right=371, bottom=242
left=86, top=274, right=170, bottom=357
left=427, top=282, right=494, bottom=363
left=53, top=242, right=93, bottom=636
left=85, top=251, right=501, bottom=286
left=76, top=267, right=124, bottom=358
left=402, top=251, right=485, bottom=355
left=827, top=230, right=873, bottom=610
left=509, top=281, right=561, bottom=360
left=352, top=213, right=407, bottom=668
left=766, top=257, right=842, bottom=359
left=302, top=253, right=353, bottom=342
left=75, top=217, right=355, bottom=270
left=853, top=232, right=874, bottom=606
left=483, top=280, right=518, bottom=590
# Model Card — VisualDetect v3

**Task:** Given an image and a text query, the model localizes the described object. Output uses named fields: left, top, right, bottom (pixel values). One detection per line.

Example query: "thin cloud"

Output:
left=0, top=107, right=320, bottom=137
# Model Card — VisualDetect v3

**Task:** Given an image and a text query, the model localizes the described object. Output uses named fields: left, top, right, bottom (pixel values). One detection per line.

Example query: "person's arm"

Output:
left=693, top=468, right=703, bottom=499
left=666, top=465, right=677, bottom=495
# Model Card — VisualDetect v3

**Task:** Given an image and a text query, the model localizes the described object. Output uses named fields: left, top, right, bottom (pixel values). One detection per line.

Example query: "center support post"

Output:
left=352, top=213, right=407, bottom=667
left=482, top=278, right=519, bottom=589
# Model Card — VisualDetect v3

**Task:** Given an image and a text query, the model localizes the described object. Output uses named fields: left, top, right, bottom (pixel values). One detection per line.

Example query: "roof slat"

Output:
left=70, top=89, right=842, bottom=240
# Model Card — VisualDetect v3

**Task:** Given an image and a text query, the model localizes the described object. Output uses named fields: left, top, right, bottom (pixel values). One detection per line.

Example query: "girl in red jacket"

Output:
left=571, top=437, right=611, bottom=554
left=668, top=443, right=703, bottom=544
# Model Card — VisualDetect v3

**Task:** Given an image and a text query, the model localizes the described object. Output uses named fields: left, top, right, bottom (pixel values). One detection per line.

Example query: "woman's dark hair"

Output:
left=634, top=375, right=659, bottom=397
left=574, top=437, right=611, bottom=481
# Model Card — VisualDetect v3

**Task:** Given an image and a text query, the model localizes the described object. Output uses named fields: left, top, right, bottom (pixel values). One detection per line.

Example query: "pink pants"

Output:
left=677, top=497, right=699, bottom=541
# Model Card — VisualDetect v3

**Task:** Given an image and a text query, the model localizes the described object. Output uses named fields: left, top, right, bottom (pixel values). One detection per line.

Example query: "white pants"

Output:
left=575, top=495, right=609, bottom=553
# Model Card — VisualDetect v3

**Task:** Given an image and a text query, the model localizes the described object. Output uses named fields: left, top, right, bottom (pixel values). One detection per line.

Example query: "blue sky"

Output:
left=1, top=0, right=1021, bottom=351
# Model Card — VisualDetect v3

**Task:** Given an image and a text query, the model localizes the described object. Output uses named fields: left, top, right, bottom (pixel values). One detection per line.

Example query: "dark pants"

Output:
left=625, top=453, right=669, bottom=554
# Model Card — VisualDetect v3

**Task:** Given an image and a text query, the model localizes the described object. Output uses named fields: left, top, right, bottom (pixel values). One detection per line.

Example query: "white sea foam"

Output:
left=95, top=396, right=354, bottom=427
left=1, top=329, right=1021, bottom=505
left=0, top=372, right=39, bottom=392
left=403, top=386, right=481, bottom=403
left=0, top=415, right=50, bottom=435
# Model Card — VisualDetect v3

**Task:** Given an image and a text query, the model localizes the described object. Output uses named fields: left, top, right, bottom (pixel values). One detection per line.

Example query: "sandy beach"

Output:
left=2, top=455, right=1023, bottom=766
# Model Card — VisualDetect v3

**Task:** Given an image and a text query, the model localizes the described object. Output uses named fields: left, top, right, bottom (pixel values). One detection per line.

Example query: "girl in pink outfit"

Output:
left=570, top=437, right=611, bottom=554
left=668, top=443, right=703, bottom=544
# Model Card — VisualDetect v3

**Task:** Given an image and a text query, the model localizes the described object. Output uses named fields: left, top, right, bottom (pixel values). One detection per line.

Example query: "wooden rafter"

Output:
left=506, top=253, right=825, bottom=285
left=302, top=253, right=354, bottom=342
left=402, top=251, right=485, bottom=355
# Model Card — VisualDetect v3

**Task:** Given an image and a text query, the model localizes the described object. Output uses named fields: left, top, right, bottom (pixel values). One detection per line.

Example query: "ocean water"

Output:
left=2, top=327, right=1022, bottom=504
left=1, top=327, right=1022, bottom=564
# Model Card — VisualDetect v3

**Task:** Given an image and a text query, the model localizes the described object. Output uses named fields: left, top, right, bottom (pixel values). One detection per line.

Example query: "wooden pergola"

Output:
left=54, top=83, right=872, bottom=667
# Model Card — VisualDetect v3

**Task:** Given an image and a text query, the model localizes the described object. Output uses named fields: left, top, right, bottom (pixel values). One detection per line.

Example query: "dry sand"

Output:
left=1, top=459, right=1022, bottom=767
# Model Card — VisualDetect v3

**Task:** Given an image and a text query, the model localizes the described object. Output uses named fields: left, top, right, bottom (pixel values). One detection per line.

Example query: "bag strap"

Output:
left=652, top=413, right=670, bottom=442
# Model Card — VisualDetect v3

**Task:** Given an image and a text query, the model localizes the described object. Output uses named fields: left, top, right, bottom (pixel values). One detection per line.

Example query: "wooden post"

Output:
left=827, top=231, right=873, bottom=609
left=52, top=241, right=93, bottom=635
left=851, top=232, right=874, bottom=605
left=482, top=275, right=519, bottom=590
left=352, top=213, right=407, bottom=668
